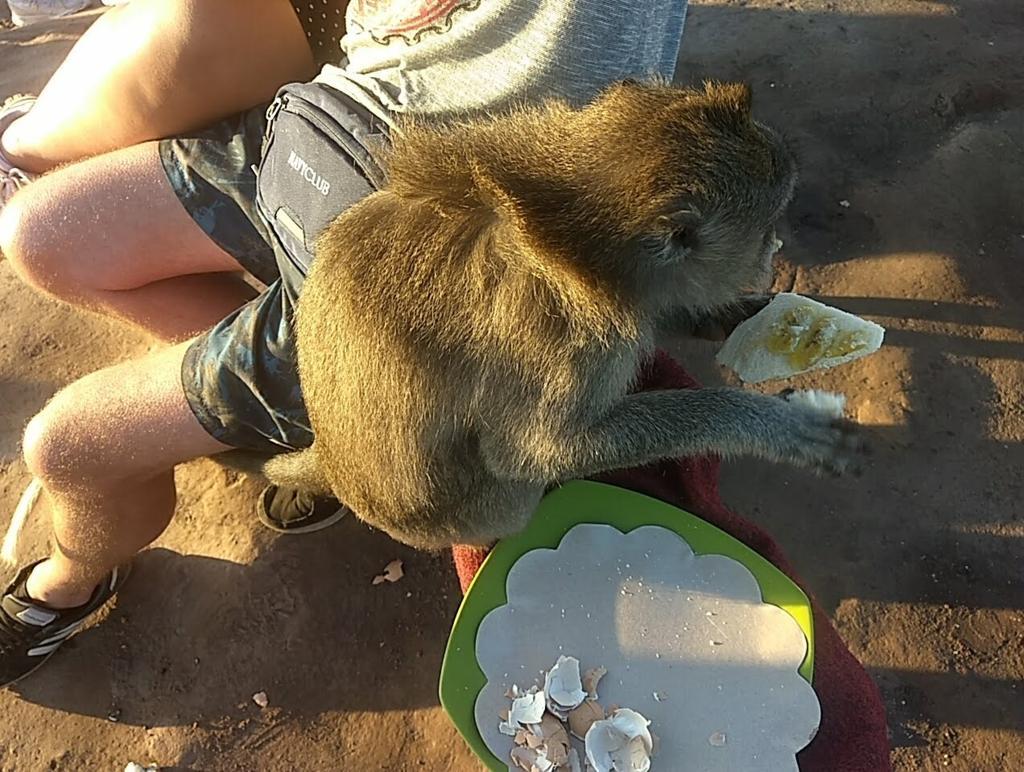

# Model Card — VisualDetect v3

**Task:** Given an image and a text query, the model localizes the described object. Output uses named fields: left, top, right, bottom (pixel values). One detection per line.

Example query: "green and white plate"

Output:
left=439, top=480, right=814, bottom=770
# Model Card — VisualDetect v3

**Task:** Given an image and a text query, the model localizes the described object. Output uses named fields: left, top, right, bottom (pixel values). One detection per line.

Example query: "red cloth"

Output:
left=451, top=350, right=891, bottom=772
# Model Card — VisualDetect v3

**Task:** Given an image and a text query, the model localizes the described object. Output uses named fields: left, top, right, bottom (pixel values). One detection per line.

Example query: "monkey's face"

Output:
left=579, top=80, right=797, bottom=315
left=743, top=225, right=786, bottom=291
left=646, top=209, right=789, bottom=314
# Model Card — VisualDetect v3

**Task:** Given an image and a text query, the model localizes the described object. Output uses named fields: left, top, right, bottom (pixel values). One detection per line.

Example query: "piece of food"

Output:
left=716, top=293, right=885, bottom=383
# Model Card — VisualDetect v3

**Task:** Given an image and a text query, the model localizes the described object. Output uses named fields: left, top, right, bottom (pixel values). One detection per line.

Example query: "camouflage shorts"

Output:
left=160, top=105, right=315, bottom=453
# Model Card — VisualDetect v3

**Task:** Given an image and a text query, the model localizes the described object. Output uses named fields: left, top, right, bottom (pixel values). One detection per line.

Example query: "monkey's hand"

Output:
left=761, top=389, right=866, bottom=475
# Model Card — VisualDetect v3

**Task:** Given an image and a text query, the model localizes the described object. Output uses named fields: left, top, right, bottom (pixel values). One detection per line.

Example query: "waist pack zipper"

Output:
left=256, top=90, right=386, bottom=276
left=281, top=97, right=385, bottom=189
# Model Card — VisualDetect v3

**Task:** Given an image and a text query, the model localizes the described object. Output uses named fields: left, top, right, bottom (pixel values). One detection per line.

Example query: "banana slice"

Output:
left=716, top=293, right=885, bottom=383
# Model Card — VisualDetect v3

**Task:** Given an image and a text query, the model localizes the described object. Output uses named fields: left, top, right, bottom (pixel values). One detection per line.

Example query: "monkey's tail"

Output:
left=216, top=446, right=333, bottom=497
left=263, top=446, right=333, bottom=495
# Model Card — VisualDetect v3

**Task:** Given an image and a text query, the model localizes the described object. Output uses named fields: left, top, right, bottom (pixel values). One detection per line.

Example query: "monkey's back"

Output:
left=294, top=182, right=560, bottom=547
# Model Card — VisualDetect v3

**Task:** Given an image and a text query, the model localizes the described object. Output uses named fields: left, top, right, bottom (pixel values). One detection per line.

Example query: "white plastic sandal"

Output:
left=0, top=94, right=37, bottom=210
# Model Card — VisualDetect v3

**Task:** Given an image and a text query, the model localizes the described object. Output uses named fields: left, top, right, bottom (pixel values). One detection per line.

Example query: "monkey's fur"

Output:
left=261, top=80, right=864, bottom=549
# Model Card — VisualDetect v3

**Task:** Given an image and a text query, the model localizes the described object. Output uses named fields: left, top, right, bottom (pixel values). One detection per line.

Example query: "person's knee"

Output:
left=0, top=187, right=79, bottom=300
left=21, top=348, right=199, bottom=487
left=0, top=191, right=29, bottom=270
left=22, top=386, right=113, bottom=486
left=22, top=397, right=80, bottom=486
left=23, top=411, right=66, bottom=487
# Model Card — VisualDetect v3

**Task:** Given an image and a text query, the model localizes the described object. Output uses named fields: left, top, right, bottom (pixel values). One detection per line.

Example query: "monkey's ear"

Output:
left=656, top=207, right=703, bottom=260
left=703, top=81, right=752, bottom=111
left=700, top=81, right=754, bottom=128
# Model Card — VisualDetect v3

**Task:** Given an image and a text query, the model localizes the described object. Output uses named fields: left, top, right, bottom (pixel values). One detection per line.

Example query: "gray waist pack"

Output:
left=254, top=82, right=388, bottom=278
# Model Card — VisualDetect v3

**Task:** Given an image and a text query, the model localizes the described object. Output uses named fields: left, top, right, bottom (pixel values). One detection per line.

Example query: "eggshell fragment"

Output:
left=536, top=713, right=570, bottom=743
left=610, top=735, right=650, bottom=772
left=584, top=708, right=654, bottom=772
left=535, top=713, right=571, bottom=765
left=544, top=656, right=588, bottom=718
left=567, top=699, right=605, bottom=739
left=510, top=745, right=555, bottom=772
left=566, top=749, right=583, bottom=772
left=498, top=659, right=656, bottom=772
left=510, top=689, right=547, bottom=726
left=609, top=709, right=654, bottom=750
left=499, top=709, right=519, bottom=737
left=372, top=559, right=404, bottom=585
left=582, top=666, right=607, bottom=699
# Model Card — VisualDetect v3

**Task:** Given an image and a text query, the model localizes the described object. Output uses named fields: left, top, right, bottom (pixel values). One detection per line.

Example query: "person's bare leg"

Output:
left=0, top=142, right=256, bottom=341
left=21, top=341, right=232, bottom=608
left=1, top=0, right=315, bottom=174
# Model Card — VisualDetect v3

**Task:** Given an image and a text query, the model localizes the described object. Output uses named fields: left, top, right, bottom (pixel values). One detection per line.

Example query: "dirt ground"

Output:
left=0, top=1, right=1021, bottom=770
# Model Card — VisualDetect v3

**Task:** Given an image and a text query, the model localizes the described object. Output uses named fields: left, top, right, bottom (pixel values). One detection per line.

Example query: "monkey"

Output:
left=257, top=79, right=865, bottom=549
